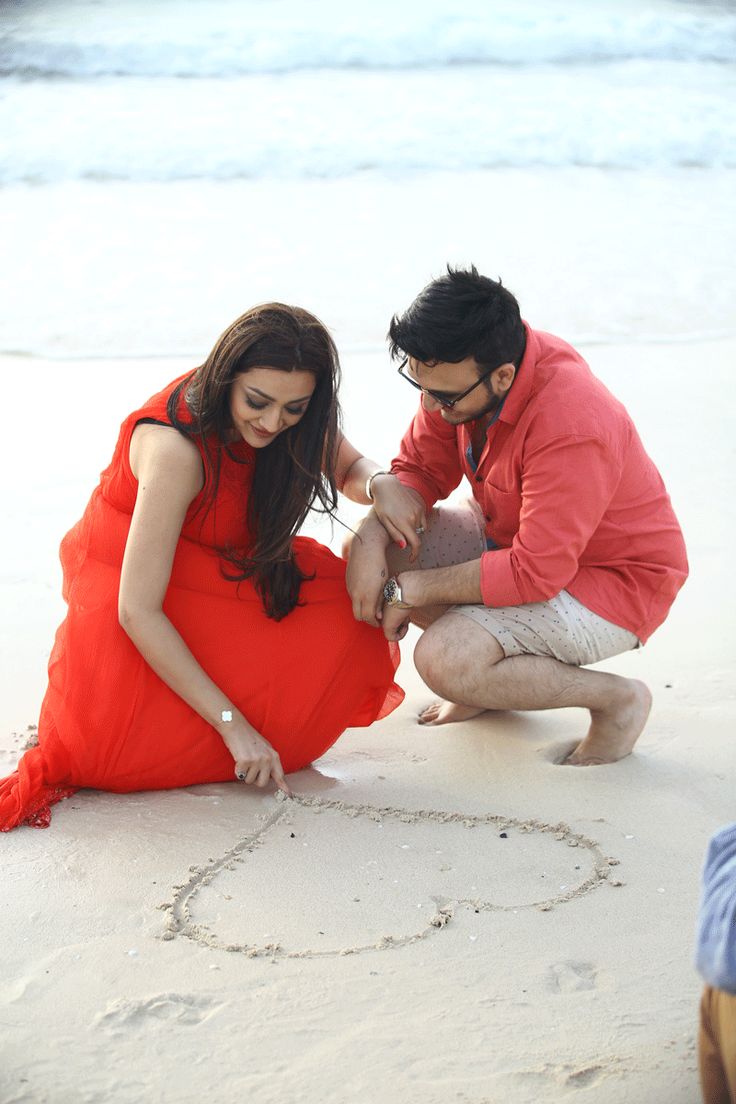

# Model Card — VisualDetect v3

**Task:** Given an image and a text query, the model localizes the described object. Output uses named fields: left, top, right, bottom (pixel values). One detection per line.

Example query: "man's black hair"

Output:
left=388, top=265, right=526, bottom=372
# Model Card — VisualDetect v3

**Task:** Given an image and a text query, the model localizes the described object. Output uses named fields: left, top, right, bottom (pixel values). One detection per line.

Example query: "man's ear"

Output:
left=493, top=362, right=516, bottom=395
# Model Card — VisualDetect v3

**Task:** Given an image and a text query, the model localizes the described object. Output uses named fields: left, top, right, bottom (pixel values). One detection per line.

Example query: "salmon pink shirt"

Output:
left=390, top=325, right=688, bottom=642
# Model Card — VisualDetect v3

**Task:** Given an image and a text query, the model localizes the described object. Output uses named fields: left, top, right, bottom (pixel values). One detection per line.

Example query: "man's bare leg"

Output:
left=385, top=547, right=496, bottom=725
left=413, top=613, right=651, bottom=765
left=383, top=544, right=476, bottom=724
left=401, top=607, right=490, bottom=726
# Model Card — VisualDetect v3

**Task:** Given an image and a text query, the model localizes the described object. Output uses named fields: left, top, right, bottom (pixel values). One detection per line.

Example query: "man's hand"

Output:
left=381, top=602, right=412, bottom=642
left=371, top=477, right=427, bottom=561
left=344, top=514, right=391, bottom=627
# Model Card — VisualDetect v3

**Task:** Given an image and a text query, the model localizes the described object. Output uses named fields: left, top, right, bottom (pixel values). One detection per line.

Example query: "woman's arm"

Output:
left=120, top=424, right=291, bottom=794
left=333, top=432, right=384, bottom=503
left=333, top=432, right=427, bottom=558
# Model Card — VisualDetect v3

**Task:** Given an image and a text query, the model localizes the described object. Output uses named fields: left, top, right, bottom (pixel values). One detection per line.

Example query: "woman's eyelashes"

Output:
left=245, top=396, right=309, bottom=417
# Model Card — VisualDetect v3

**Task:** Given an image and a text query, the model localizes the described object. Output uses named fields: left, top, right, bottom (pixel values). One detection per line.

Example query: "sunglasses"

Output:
left=396, top=356, right=496, bottom=410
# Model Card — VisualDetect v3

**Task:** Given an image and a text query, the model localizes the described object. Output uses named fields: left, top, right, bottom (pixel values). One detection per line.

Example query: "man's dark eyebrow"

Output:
left=245, top=384, right=312, bottom=404
left=415, top=381, right=459, bottom=399
left=406, top=359, right=457, bottom=399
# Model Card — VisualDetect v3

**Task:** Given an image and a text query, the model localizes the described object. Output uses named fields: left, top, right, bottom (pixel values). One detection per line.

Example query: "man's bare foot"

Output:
left=564, top=679, right=652, bottom=765
left=418, top=700, right=488, bottom=726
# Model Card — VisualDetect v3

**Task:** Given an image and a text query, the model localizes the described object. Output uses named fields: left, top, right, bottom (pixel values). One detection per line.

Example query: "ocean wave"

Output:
left=4, top=153, right=732, bottom=187
left=1, top=6, right=735, bottom=77
left=2, top=61, right=734, bottom=183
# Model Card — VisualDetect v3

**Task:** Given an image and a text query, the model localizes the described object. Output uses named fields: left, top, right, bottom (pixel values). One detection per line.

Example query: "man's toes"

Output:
left=418, top=702, right=442, bottom=725
left=419, top=701, right=488, bottom=726
left=563, top=751, right=608, bottom=767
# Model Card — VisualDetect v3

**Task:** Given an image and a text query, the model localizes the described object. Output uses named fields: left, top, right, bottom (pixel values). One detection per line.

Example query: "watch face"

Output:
left=383, top=578, right=399, bottom=605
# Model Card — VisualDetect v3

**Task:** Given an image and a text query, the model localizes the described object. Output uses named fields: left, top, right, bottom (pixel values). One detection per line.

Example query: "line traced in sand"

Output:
left=160, top=795, right=621, bottom=960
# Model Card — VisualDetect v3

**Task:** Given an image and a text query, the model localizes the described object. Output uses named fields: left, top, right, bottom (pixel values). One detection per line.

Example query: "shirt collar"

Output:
left=498, top=321, right=537, bottom=426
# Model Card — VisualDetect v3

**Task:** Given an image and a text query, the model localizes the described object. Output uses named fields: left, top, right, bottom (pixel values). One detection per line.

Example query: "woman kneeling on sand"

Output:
left=0, top=304, right=409, bottom=831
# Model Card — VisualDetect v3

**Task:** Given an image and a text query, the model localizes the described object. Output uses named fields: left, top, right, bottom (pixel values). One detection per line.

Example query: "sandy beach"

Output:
left=1, top=337, right=733, bottom=1103
left=3, top=1, right=734, bottom=1097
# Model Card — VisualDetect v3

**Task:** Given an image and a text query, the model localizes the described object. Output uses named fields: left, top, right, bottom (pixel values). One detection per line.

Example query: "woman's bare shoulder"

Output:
left=129, top=421, right=204, bottom=496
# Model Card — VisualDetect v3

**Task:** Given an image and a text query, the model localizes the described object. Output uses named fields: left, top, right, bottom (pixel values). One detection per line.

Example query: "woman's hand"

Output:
left=370, top=476, right=427, bottom=561
left=220, top=716, right=293, bottom=797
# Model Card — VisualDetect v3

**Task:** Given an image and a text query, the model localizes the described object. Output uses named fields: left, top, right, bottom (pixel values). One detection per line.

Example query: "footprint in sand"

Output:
left=514, top=1062, right=608, bottom=1091
left=161, top=797, right=618, bottom=959
left=95, top=993, right=222, bottom=1034
left=547, top=960, right=600, bottom=993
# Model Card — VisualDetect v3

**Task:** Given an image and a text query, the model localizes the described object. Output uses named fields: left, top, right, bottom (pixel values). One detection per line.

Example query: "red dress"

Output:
left=0, top=377, right=403, bottom=830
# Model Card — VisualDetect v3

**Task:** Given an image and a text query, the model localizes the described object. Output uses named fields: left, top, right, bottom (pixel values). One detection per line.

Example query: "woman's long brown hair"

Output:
left=167, top=303, right=342, bottom=620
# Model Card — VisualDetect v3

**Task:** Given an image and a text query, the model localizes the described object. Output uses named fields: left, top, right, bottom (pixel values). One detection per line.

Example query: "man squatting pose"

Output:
left=346, top=267, right=688, bottom=766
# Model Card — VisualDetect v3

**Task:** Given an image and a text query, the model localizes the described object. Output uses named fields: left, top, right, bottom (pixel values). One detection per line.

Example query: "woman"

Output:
left=0, top=303, right=410, bottom=831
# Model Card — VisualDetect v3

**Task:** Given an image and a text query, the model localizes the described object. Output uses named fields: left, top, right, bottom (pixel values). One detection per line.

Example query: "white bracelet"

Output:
left=366, top=469, right=392, bottom=501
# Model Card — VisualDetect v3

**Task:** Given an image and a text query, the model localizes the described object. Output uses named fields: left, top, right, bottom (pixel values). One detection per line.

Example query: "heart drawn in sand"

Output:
left=160, top=796, right=619, bottom=959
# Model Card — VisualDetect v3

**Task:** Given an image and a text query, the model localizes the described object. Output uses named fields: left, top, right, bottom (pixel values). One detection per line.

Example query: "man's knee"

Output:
left=414, top=614, right=503, bottom=690
left=413, top=625, right=446, bottom=690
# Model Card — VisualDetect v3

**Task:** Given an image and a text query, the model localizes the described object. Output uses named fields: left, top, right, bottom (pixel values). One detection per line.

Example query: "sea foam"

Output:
left=1, top=1, right=734, bottom=77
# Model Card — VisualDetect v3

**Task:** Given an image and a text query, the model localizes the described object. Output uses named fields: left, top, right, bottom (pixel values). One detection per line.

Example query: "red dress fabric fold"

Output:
left=1, top=376, right=403, bottom=831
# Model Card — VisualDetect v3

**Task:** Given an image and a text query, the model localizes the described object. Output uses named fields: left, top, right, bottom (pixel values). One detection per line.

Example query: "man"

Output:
left=346, top=266, right=688, bottom=765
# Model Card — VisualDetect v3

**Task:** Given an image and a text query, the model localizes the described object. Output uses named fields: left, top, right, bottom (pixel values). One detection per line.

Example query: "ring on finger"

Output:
left=415, top=526, right=425, bottom=535
left=236, top=770, right=246, bottom=781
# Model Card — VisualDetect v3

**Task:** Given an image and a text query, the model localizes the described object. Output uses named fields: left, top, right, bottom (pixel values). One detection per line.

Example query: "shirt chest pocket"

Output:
left=482, top=482, right=522, bottom=545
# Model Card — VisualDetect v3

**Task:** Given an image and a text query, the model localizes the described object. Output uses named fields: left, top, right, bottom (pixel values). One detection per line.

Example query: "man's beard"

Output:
left=441, top=389, right=502, bottom=426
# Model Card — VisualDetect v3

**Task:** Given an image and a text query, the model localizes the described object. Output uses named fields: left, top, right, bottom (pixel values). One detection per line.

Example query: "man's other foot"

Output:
left=564, top=679, right=652, bottom=765
left=418, top=700, right=487, bottom=726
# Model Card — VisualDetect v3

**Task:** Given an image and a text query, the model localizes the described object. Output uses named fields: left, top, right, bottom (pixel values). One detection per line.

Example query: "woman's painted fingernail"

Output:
left=398, top=539, right=407, bottom=549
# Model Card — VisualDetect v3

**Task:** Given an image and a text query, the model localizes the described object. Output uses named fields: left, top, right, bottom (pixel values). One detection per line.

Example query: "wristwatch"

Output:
left=366, top=469, right=392, bottom=501
left=383, top=576, right=412, bottom=609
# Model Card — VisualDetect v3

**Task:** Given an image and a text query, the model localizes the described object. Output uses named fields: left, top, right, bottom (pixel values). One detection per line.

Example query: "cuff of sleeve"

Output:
left=479, top=548, right=523, bottom=608
left=392, top=472, right=438, bottom=512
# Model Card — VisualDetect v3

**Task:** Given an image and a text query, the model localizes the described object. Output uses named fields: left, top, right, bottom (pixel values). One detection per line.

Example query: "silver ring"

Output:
left=415, top=526, right=425, bottom=535
left=236, top=771, right=246, bottom=781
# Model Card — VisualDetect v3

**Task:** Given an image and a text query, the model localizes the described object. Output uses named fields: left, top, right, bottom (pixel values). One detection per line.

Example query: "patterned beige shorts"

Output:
left=413, top=500, right=640, bottom=666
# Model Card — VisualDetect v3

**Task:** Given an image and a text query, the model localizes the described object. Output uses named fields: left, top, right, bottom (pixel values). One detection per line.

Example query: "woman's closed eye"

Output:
left=246, top=397, right=309, bottom=416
